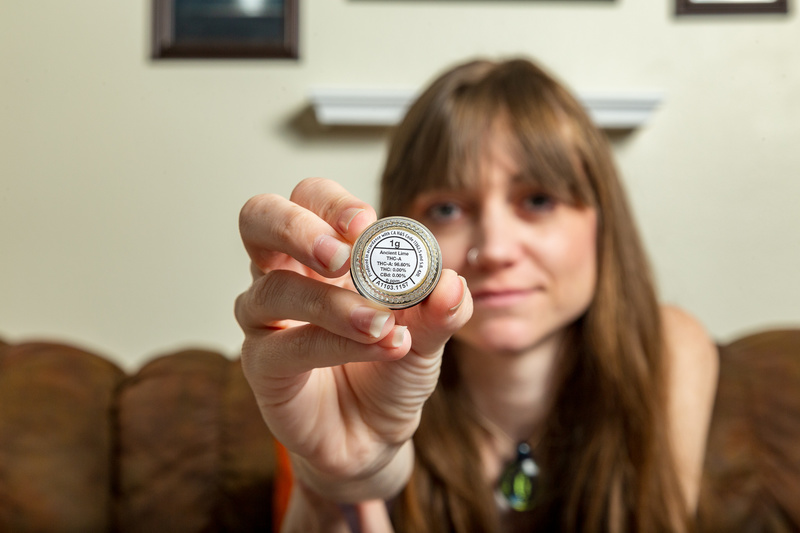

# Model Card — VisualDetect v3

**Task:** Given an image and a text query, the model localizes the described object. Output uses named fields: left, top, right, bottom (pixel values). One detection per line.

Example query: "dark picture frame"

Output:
left=676, top=0, right=787, bottom=15
left=152, top=0, right=298, bottom=59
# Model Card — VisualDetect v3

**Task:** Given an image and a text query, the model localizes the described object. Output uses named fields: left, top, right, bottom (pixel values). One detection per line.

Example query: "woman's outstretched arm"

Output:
left=235, top=178, right=472, bottom=523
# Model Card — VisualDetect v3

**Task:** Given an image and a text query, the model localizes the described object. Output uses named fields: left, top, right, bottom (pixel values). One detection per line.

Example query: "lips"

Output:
left=470, top=287, right=542, bottom=308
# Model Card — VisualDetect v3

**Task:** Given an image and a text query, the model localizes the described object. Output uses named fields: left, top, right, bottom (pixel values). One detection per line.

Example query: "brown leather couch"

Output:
left=1, top=330, right=799, bottom=532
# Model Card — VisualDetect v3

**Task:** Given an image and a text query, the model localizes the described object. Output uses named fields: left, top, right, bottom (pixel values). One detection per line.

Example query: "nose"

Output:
left=470, top=203, right=522, bottom=270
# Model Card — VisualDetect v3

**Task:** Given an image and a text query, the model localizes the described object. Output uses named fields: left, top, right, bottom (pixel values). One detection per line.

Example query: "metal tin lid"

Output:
left=350, top=216, right=442, bottom=309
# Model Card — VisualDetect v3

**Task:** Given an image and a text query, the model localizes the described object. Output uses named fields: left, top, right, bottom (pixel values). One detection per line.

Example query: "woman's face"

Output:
left=409, top=131, right=598, bottom=355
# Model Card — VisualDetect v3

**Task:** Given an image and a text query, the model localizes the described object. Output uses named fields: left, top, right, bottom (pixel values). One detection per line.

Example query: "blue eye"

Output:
left=522, top=193, right=555, bottom=212
left=426, top=201, right=463, bottom=222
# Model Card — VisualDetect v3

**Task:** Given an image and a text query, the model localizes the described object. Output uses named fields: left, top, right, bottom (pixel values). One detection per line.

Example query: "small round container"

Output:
left=350, top=216, right=442, bottom=309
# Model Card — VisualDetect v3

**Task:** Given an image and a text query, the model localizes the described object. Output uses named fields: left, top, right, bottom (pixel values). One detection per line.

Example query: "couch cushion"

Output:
left=115, top=349, right=276, bottom=532
left=0, top=342, right=124, bottom=533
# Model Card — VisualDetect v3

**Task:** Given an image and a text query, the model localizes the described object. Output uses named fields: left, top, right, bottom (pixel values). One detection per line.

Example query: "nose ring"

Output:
left=467, top=247, right=480, bottom=266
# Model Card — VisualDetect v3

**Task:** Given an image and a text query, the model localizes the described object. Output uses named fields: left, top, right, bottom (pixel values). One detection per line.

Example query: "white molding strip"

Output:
left=579, top=91, right=665, bottom=130
left=310, top=88, right=664, bottom=130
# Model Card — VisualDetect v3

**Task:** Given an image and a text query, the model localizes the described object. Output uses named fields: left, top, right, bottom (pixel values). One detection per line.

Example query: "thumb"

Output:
left=396, top=270, right=472, bottom=357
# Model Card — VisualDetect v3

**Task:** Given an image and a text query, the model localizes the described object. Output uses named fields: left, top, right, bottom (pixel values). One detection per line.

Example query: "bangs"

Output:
left=380, top=58, right=599, bottom=217
left=426, top=89, right=498, bottom=193
left=507, top=105, right=597, bottom=208
left=423, top=95, right=597, bottom=209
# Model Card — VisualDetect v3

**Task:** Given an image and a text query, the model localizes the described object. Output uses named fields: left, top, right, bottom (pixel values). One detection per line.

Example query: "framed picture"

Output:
left=152, top=0, right=298, bottom=59
left=676, top=0, right=788, bottom=15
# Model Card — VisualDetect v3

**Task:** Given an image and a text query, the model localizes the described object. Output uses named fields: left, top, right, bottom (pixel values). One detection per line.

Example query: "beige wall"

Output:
left=2, top=1, right=799, bottom=369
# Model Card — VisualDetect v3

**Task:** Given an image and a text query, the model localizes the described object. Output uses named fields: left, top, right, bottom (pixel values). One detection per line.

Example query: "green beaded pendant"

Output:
left=498, top=442, right=539, bottom=511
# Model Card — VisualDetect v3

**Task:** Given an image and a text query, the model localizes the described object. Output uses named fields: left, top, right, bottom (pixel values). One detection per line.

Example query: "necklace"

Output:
left=497, top=441, right=539, bottom=511
left=471, top=407, right=540, bottom=512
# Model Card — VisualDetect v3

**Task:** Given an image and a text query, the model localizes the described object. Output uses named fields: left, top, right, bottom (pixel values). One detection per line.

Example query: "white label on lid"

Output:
left=363, top=228, right=428, bottom=294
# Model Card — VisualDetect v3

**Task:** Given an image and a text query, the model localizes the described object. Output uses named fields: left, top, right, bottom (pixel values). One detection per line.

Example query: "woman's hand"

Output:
left=235, top=178, right=472, bottom=502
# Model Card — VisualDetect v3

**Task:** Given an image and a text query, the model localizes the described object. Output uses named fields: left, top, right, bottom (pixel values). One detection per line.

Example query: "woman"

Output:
left=235, top=58, right=718, bottom=532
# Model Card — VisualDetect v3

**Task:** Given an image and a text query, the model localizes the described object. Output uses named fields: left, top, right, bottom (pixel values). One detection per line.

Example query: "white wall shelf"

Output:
left=310, top=88, right=664, bottom=130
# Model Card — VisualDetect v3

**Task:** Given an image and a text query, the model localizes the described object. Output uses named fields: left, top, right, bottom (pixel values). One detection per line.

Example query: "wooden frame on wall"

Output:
left=676, top=0, right=788, bottom=15
left=152, top=0, right=298, bottom=59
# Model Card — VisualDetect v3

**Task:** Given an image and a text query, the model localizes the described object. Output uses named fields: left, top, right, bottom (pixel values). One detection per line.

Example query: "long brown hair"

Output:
left=380, top=58, right=688, bottom=532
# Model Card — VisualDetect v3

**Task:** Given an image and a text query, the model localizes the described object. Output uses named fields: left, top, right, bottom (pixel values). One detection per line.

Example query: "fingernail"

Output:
left=390, top=326, right=407, bottom=348
left=449, top=276, right=468, bottom=314
left=339, top=208, right=365, bottom=234
left=352, top=307, right=391, bottom=338
left=313, top=234, right=351, bottom=272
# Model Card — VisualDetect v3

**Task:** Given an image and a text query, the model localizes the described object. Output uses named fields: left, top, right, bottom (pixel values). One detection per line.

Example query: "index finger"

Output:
left=239, top=178, right=376, bottom=277
left=290, top=178, right=377, bottom=242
